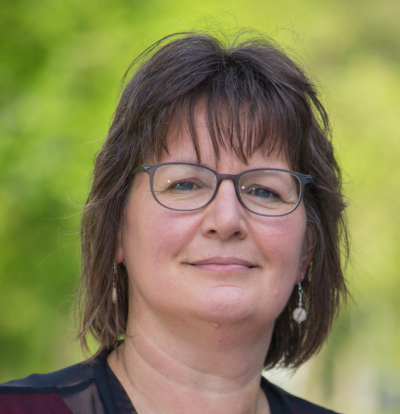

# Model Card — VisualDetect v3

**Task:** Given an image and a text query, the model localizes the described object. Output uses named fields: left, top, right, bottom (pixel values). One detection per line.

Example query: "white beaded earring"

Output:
left=292, top=274, right=307, bottom=323
left=112, top=263, right=117, bottom=305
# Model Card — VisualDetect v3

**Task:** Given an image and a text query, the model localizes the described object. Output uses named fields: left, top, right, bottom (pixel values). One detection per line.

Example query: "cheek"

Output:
left=252, top=210, right=307, bottom=277
left=122, top=197, right=199, bottom=281
left=121, top=205, right=205, bottom=315
left=121, top=172, right=195, bottom=260
left=145, top=210, right=199, bottom=260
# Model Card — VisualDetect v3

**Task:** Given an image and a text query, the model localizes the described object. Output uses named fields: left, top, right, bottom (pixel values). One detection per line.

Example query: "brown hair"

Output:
left=75, top=31, right=349, bottom=369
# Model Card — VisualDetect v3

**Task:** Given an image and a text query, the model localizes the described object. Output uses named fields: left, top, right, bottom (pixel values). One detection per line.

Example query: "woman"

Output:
left=0, top=32, right=348, bottom=414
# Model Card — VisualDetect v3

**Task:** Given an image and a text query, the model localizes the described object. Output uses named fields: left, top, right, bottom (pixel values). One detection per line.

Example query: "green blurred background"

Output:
left=1, top=0, right=400, bottom=413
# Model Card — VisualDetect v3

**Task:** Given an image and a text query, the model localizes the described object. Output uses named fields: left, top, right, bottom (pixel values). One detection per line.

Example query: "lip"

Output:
left=188, top=257, right=257, bottom=271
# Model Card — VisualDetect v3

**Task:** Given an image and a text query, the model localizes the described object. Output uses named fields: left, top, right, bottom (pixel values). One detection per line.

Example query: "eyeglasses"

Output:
left=132, top=163, right=314, bottom=217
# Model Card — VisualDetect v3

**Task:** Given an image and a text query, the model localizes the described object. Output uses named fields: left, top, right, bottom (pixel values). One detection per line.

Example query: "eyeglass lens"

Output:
left=152, top=164, right=301, bottom=216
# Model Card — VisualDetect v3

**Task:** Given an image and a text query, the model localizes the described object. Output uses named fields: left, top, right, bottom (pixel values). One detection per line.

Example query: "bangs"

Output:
left=141, top=74, right=311, bottom=170
left=184, top=85, right=307, bottom=168
left=126, top=34, right=319, bottom=171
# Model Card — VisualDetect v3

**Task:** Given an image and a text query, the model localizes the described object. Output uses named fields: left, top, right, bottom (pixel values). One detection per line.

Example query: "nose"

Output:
left=200, top=179, right=248, bottom=241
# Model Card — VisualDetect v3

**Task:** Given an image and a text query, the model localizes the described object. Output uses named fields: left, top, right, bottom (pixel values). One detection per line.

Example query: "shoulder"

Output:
left=0, top=359, right=96, bottom=390
left=262, top=378, right=342, bottom=414
left=279, top=387, right=341, bottom=414
left=0, top=356, right=107, bottom=414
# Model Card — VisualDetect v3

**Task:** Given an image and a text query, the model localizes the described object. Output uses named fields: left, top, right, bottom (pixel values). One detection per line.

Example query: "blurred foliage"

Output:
left=1, top=0, right=400, bottom=412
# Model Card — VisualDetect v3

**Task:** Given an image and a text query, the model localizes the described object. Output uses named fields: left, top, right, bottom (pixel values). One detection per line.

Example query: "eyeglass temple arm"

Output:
left=132, top=165, right=146, bottom=174
left=305, top=175, right=314, bottom=185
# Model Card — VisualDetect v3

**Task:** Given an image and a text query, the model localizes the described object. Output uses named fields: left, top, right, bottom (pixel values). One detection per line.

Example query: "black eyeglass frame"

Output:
left=132, top=163, right=314, bottom=217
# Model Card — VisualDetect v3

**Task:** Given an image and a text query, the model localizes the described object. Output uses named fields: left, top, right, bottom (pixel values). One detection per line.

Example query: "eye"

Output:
left=172, top=181, right=196, bottom=191
left=249, top=187, right=272, bottom=198
left=247, top=186, right=279, bottom=199
left=166, top=178, right=206, bottom=192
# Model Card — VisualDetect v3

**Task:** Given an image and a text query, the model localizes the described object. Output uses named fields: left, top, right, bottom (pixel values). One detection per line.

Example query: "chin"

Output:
left=190, top=286, right=266, bottom=325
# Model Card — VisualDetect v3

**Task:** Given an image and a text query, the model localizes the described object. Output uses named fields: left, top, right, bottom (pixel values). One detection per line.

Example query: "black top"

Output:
left=0, top=352, right=340, bottom=414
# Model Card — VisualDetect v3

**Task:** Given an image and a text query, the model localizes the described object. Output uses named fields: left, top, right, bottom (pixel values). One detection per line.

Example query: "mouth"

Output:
left=187, top=257, right=257, bottom=272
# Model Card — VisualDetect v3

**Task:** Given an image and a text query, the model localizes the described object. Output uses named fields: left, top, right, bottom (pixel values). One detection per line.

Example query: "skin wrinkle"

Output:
left=123, top=322, right=264, bottom=392
left=113, top=334, right=269, bottom=414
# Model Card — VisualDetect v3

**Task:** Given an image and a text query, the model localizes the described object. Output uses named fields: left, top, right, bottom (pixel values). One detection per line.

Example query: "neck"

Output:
left=108, top=310, right=273, bottom=414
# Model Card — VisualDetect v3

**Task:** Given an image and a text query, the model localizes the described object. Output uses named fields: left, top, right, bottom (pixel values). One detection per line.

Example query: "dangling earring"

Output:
left=112, top=262, right=117, bottom=305
left=292, top=280, right=307, bottom=324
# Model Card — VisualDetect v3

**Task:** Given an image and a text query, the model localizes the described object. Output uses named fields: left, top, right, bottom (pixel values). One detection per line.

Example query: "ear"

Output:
left=296, top=226, right=316, bottom=284
left=114, top=231, right=124, bottom=264
left=115, top=245, right=124, bottom=264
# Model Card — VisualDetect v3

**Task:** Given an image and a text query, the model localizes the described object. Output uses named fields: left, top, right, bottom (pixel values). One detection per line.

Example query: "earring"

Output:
left=112, top=263, right=117, bottom=304
left=292, top=281, right=307, bottom=324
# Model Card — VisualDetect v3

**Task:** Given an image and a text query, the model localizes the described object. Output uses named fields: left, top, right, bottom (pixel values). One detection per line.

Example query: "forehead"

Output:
left=159, top=109, right=291, bottom=171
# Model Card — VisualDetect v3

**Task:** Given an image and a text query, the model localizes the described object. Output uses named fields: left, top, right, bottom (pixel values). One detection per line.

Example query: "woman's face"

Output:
left=117, top=114, right=313, bottom=332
